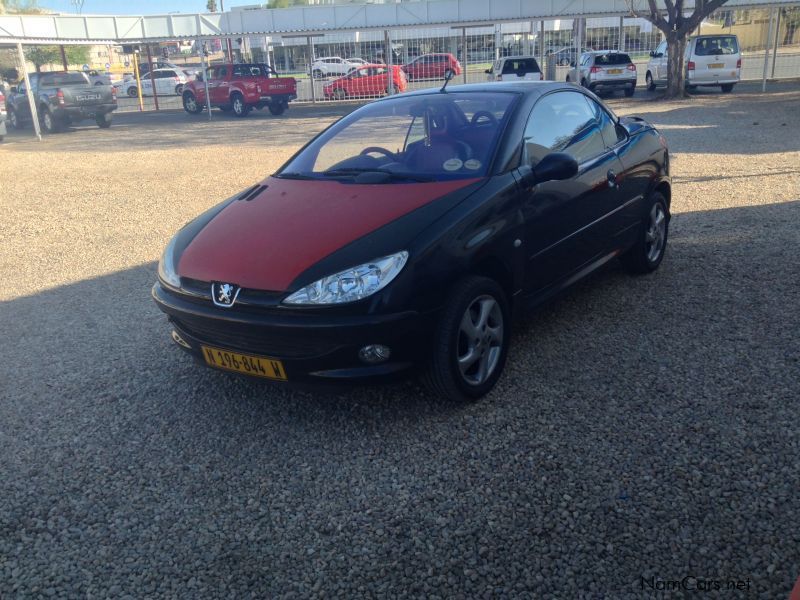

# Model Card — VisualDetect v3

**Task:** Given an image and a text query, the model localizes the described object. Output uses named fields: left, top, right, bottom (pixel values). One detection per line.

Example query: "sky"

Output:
left=36, top=0, right=260, bottom=15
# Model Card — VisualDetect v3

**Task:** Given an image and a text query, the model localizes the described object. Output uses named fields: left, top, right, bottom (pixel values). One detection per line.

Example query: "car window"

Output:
left=581, top=54, right=592, bottom=66
left=218, top=66, right=228, bottom=78
left=501, top=58, right=540, bottom=75
left=655, top=41, right=667, bottom=56
left=694, top=36, right=739, bottom=55
left=594, top=53, right=632, bottom=65
left=523, top=91, right=606, bottom=166
left=39, top=72, right=89, bottom=86
left=584, top=95, right=625, bottom=147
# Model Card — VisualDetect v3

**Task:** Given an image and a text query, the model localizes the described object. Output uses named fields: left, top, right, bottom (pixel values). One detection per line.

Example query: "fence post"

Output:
left=618, top=16, right=624, bottom=52
left=539, top=21, right=545, bottom=62
left=762, top=7, right=777, bottom=92
left=307, top=36, right=317, bottom=103
left=199, top=39, right=212, bottom=120
left=494, top=25, right=501, bottom=61
left=771, top=8, right=781, bottom=79
left=385, top=30, right=394, bottom=95
left=16, top=43, right=41, bottom=141
left=461, top=27, right=467, bottom=84
left=146, top=44, right=159, bottom=111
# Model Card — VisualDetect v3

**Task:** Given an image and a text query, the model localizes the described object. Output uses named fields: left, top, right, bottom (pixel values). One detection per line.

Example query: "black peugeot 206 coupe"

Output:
left=153, top=80, right=670, bottom=401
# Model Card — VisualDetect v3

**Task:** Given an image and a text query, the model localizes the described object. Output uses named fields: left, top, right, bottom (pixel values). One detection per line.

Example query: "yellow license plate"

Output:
left=607, top=68, right=623, bottom=74
left=201, top=345, right=287, bottom=381
left=709, top=63, right=725, bottom=69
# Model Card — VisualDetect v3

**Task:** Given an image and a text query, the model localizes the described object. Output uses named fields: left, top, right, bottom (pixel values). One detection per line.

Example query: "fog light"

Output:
left=359, top=344, right=391, bottom=364
left=171, top=330, right=191, bottom=349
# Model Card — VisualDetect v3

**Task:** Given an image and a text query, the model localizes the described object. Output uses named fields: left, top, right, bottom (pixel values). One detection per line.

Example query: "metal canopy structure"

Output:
left=0, top=0, right=796, bottom=43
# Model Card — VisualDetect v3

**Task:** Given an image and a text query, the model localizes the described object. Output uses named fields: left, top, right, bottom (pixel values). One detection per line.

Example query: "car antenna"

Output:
left=439, top=69, right=455, bottom=93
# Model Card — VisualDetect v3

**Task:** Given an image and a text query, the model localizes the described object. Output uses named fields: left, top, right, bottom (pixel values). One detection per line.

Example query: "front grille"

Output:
left=172, top=315, right=341, bottom=359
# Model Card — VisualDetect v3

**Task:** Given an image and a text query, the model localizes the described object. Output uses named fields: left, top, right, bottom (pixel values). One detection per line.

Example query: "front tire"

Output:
left=424, top=276, right=510, bottom=402
left=620, top=192, right=669, bottom=274
left=646, top=71, right=656, bottom=91
left=721, top=83, right=735, bottom=93
left=8, top=108, right=20, bottom=130
left=175, top=84, right=184, bottom=95
left=231, top=93, right=250, bottom=117
left=127, top=86, right=138, bottom=98
left=182, top=91, right=202, bottom=114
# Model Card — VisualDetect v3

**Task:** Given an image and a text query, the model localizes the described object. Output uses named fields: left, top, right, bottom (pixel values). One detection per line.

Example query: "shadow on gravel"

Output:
left=1, top=201, right=799, bottom=597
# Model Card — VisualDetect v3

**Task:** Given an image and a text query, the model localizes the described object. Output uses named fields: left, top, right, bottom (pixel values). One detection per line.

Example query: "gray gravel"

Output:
left=1, top=82, right=799, bottom=598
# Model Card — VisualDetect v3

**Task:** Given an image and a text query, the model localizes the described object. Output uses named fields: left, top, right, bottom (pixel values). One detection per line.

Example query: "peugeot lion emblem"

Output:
left=212, top=282, right=241, bottom=308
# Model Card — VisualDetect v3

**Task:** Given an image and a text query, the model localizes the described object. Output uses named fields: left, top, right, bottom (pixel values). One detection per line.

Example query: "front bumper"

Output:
left=152, top=282, right=437, bottom=384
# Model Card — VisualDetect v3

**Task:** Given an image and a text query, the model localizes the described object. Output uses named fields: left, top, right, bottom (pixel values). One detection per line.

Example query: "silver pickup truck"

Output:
left=6, top=71, right=117, bottom=134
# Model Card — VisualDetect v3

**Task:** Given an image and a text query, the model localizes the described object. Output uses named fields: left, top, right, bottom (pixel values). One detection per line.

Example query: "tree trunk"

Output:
left=665, top=34, right=687, bottom=98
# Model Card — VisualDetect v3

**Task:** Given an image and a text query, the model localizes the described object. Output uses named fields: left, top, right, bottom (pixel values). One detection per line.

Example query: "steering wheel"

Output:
left=471, top=110, right=498, bottom=127
left=360, top=146, right=398, bottom=161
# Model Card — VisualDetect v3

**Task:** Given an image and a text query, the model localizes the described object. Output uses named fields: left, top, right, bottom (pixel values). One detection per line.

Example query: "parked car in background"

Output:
left=646, top=34, right=741, bottom=92
left=567, top=51, right=637, bottom=96
left=6, top=71, right=116, bottom=133
left=323, top=64, right=407, bottom=100
left=486, top=56, right=542, bottom=81
left=310, top=57, right=364, bottom=79
left=85, top=69, right=116, bottom=86
left=0, top=89, right=6, bottom=142
left=153, top=82, right=671, bottom=401
left=182, top=63, right=297, bottom=117
left=116, top=68, right=188, bottom=97
left=545, top=46, right=593, bottom=66
left=402, top=53, right=462, bottom=80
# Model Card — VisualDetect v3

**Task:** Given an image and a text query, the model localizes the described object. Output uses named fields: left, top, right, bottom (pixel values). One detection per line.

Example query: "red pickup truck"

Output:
left=182, top=63, right=297, bottom=117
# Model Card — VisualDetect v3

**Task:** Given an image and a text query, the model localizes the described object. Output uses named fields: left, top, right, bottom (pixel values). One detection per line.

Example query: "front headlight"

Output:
left=284, top=251, right=409, bottom=305
left=157, top=235, right=181, bottom=289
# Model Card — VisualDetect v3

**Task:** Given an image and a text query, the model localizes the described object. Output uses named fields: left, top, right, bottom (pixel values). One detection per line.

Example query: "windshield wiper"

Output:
left=275, top=172, right=318, bottom=180
left=322, top=168, right=435, bottom=183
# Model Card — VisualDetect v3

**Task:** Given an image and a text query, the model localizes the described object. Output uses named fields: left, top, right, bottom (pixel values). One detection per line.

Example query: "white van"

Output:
left=486, top=56, right=543, bottom=82
left=646, top=34, right=741, bottom=93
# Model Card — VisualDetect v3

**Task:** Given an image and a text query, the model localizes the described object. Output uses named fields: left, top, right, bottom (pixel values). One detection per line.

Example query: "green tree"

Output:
left=783, top=7, right=800, bottom=45
left=206, top=0, right=217, bottom=12
left=24, top=45, right=90, bottom=72
left=628, top=0, right=731, bottom=98
left=267, top=0, right=309, bottom=8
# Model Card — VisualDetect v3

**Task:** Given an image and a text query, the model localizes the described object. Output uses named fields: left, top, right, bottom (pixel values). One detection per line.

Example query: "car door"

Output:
left=517, top=90, right=626, bottom=293
left=209, top=66, right=229, bottom=104
left=654, top=41, right=668, bottom=81
left=13, top=75, right=35, bottom=122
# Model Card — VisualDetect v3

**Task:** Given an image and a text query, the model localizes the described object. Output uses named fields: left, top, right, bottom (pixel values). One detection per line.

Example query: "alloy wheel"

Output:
left=233, top=97, right=244, bottom=115
left=645, top=203, right=667, bottom=263
left=457, top=295, right=504, bottom=386
left=184, top=94, right=197, bottom=112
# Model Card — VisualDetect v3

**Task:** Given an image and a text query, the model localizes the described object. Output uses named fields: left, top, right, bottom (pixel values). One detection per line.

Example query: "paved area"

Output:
left=1, top=82, right=799, bottom=598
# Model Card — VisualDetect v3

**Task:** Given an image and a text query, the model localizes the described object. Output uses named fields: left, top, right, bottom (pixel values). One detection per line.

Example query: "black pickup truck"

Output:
left=6, top=71, right=117, bottom=133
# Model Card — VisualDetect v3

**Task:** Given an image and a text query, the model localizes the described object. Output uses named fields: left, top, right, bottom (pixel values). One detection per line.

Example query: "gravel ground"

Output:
left=1, top=82, right=799, bottom=598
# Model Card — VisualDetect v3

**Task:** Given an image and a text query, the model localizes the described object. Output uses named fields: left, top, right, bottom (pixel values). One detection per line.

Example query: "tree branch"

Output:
left=682, top=0, right=731, bottom=35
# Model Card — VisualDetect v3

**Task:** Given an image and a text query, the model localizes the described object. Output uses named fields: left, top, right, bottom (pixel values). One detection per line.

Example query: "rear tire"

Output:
left=721, top=83, right=735, bottom=93
left=127, top=86, right=138, bottom=98
left=267, top=102, right=286, bottom=116
left=620, top=192, right=669, bottom=274
left=624, top=85, right=635, bottom=97
left=175, top=84, right=184, bottom=95
left=95, top=113, right=112, bottom=128
left=423, top=276, right=510, bottom=402
left=182, top=91, right=202, bottom=114
left=8, top=108, right=20, bottom=130
left=41, top=109, right=60, bottom=134
left=646, top=71, right=656, bottom=91
left=580, top=78, right=589, bottom=89
left=231, top=93, right=250, bottom=117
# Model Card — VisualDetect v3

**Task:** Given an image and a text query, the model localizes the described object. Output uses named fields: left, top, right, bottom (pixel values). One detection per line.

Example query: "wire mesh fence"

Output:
left=7, top=4, right=798, bottom=115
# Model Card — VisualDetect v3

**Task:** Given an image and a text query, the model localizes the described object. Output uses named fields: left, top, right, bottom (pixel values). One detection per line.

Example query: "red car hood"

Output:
left=177, top=176, right=478, bottom=291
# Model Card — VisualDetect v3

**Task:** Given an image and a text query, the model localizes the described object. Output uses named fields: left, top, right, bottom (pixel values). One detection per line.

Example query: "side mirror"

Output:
left=649, top=50, right=656, bottom=57
left=196, top=72, right=203, bottom=81
left=533, top=152, right=578, bottom=183
left=570, top=61, right=576, bottom=67
left=484, top=68, right=491, bottom=74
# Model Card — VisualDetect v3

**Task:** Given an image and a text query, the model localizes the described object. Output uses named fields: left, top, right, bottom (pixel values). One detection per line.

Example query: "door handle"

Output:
left=607, top=169, right=618, bottom=189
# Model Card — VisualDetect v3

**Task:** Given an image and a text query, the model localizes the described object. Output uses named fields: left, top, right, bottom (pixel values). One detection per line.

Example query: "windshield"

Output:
left=279, top=92, right=518, bottom=183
